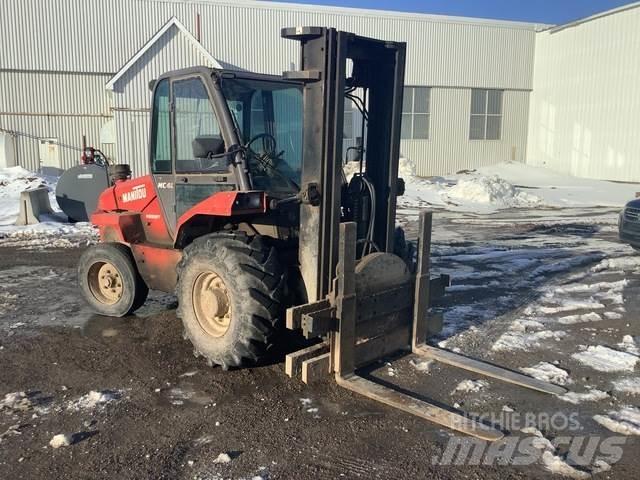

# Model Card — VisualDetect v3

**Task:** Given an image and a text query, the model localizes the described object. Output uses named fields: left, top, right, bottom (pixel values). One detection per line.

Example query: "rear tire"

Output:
left=176, top=232, right=285, bottom=369
left=78, top=243, right=149, bottom=317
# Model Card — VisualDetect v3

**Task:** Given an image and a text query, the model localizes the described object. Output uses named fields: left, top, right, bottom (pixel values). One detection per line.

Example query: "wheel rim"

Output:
left=192, top=271, right=231, bottom=338
left=87, top=261, right=124, bottom=305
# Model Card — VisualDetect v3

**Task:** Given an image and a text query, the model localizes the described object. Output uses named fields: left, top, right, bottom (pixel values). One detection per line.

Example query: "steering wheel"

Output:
left=245, top=133, right=284, bottom=173
left=246, top=133, right=278, bottom=158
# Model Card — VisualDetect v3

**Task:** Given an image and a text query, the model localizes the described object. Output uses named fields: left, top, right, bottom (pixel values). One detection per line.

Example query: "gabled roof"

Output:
left=105, top=16, right=222, bottom=91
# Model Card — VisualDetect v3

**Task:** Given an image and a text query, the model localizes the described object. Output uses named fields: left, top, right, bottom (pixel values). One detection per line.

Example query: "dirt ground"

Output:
left=1, top=207, right=639, bottom=479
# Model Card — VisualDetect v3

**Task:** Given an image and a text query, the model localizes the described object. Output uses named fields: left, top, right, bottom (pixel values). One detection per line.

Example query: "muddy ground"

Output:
left=1, top=207, right=639, bottom=479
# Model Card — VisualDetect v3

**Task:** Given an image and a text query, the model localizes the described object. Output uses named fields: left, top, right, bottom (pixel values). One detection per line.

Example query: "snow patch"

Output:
left=617, top=335, right=639, bottom=355
left=591, top=256, right=640, bottom=273
left=409, top=358, right=433, bottom=373
left=520, top=427, right=590, bottom=479
left=541, top=451, right=590, bottom=480
left=492, top=329, right=567, bottom=352
left=67, top=390, right=120, bottom=411
left=571, top=346, right=638, bottom=372
left=527, top=299, right=605, bottom=316
left=520, top=362, right=571, bottom=385
left=559, top=389, right=609, bottom=405
left=452, top=379, right=488, bottom=394
left=0, top=391, right=32, bottom=411
left=558, top=312, right=602, bottom=325
left=612, top=378, right=640, bottom=395
left=593, top=407, right=640, bottom=436
left=553, top=280, right=627, bottom=295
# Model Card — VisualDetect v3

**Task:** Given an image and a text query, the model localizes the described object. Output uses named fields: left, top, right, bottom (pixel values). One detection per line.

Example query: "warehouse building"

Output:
left=0, top=0, right=638, bottom=182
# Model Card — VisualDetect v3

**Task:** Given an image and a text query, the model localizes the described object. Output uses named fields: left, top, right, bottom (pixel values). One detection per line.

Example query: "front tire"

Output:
left=78, top=243, right=149, bottom=317
left=176, top=233, right=285, bottom=369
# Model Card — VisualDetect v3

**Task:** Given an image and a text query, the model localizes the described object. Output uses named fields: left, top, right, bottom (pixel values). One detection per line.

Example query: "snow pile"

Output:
left=446, top=175, right=540, bottom=208
left=593, top=406, right=640, bottom=435
left=0, top=166, right=98, bottom=246
left=49, top=433, right=72, bottom=449
left=571, top=345, right=639, bottom=372
left=212, top=452, right=232, bottom=464
left=66, top=390, right=120, bottom=411
left=520, top=362, right=572, bottom=385
left=398, top=156, right=416, bottom=178
left=478, top=161, right=639, bottom=208
left=0, top=167, right=50, bottom=225
left=345, top=155, right=416, bottom=181
left=396, top=159, right=640, bottom=214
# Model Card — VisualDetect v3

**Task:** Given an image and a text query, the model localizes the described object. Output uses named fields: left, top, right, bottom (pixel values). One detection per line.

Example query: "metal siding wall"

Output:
left=112, top=24, right=216, bottom=175
left=0, top=115, right=115, bottom=171
left=1, top=0, right=537, bottom=89
left=0, top=71, right=111, bottom=114
left=1, top=0, right=538, bottom=176
left=0, top=71, right=114, bottom=170
left=527, top=7, right=640, bottom=181
left=405, top=88, right=529, bottom=177
left=115, top=111, right=150, bottom=176
left=113, top=25, right=216, bottom=109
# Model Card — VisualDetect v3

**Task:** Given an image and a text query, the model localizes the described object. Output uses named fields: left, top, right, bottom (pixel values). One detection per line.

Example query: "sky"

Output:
left=266, top=0, right=637, bottom=25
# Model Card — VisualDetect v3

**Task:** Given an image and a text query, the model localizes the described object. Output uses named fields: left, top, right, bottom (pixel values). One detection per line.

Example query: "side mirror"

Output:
left=192, top=135, right=225, bottom=158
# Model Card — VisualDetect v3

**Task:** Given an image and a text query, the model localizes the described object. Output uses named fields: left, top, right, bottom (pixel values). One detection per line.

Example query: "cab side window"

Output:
left=151, top=79, right=171, bottom=174
left=173, top=77, right=225, bottom=173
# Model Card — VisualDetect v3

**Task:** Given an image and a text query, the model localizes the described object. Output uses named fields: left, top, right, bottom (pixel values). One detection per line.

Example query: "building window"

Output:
left=470, top=89, right=503, bottom=140
left=401, top=86, right=430, bottom=140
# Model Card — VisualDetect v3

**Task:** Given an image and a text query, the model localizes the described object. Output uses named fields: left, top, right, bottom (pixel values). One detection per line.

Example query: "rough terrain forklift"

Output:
left=79, top=27, right=567, bottom=439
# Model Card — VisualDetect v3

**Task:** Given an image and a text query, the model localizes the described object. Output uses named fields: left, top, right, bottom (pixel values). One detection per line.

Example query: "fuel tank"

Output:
left=55, top=163, right=110, bottom=222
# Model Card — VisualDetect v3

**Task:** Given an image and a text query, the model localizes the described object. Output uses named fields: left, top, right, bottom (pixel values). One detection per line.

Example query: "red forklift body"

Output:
left=92, top=175, right=267, bottom=291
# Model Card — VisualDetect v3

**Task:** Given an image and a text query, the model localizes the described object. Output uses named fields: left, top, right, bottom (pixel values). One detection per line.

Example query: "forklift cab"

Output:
left=148, top=68, right=304, bottom=232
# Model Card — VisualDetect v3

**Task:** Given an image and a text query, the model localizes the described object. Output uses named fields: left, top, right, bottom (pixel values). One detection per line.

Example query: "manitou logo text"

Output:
left=122, top=185, right=147, bottom=203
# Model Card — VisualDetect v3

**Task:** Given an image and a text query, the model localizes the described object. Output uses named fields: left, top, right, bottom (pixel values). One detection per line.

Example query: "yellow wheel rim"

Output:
left=88, top=261, right=124, bottom=305
left=193, top=271, right=231, bottom=338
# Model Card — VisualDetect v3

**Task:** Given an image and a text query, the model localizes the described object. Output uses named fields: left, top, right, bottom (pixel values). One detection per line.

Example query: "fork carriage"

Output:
left=285, top=211, right=567, bottom=440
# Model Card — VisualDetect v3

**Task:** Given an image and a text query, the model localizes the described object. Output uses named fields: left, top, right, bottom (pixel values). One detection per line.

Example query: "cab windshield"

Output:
left=220, top=77, right=303, bottom=195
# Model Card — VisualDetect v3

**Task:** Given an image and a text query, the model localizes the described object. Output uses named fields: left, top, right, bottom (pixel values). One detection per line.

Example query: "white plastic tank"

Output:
left=0, top=132, right=17, bottom=168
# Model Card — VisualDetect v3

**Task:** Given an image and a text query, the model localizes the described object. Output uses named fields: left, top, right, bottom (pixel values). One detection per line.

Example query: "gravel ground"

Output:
left=1, top=207, right=639, bottom=479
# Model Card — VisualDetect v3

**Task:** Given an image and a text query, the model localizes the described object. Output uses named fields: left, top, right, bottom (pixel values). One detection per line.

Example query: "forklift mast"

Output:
left=281, top=27, right=406, bottom=302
